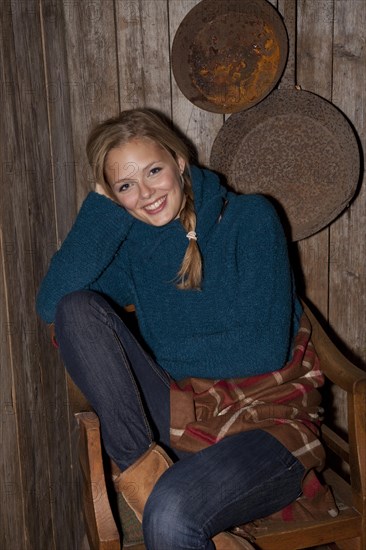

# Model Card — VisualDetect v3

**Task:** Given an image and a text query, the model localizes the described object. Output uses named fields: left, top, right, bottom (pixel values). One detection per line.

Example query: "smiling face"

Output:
left=105, top=138, right=186, bottom=227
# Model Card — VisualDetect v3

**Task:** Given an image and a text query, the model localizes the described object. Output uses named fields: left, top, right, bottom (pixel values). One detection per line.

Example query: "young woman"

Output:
left=36, top=109, right=330, bottom=549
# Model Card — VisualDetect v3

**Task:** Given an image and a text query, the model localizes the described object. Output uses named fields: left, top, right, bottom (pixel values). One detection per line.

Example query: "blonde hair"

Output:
left=86, top=109, right=202, bottom=290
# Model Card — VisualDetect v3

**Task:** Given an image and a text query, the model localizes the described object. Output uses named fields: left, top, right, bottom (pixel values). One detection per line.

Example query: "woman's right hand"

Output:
left=95, top=183, right=120, bottom=204
left=95, top=182, right=109, bottom=196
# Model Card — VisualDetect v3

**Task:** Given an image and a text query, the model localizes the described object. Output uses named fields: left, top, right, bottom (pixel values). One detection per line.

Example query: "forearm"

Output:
left=36, top=192, right=133, bottom=323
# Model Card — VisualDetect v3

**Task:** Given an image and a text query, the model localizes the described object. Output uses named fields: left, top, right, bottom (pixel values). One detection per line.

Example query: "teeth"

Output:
left=144, top=196, right=166, bottom=211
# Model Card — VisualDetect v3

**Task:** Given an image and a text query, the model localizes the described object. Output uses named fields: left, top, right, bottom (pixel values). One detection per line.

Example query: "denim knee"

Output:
left=143, top=476, right=207, bottom=550
left=55, top=290, right=105, bottom=343
left=55, top=289, right=97, bottom=320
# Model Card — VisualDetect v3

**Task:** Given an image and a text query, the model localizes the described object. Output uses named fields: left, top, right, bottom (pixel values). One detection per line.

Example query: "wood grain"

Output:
left=1, top=0, right=55, bottom=546
left=41, top=0, right=78, bottom=241
left=115, top=0, right=171, bottom=116
left=63, top=0, right=119, bottom=205
left=329, top=0, right=366, bottom=431
left=289, top=0, right=334, bottom=319
left=0, top=227, right=26, bottom=548
left=40, top=2, right=88, bottom=547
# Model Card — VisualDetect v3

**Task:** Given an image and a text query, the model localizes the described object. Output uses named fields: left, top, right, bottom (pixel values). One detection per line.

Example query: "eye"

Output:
left=150, top=166, right=161, bottom=176
left=118, top=182, right=133, bottom=193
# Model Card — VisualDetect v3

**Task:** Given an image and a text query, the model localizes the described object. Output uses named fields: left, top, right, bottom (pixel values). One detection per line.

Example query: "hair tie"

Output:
left=186, top=231, right=197, bottom=241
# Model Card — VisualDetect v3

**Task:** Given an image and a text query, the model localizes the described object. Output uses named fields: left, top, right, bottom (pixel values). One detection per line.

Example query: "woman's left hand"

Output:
left=48, top=323, right=59, bottom=348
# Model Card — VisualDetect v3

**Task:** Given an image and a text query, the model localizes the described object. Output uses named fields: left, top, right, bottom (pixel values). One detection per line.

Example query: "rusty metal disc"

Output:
left=210, top=87, right=360, bottom=240
left=172, top=0, right=288, bottom=114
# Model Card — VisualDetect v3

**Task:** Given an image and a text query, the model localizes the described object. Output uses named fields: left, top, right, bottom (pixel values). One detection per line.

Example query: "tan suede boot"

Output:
left=212, top=531, right=255, bottom=549
left=111, top=443, right=172, bottom=521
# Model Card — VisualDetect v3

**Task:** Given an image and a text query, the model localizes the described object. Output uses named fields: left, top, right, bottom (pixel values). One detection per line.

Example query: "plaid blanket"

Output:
left=170, top=313, right=338, bottom=524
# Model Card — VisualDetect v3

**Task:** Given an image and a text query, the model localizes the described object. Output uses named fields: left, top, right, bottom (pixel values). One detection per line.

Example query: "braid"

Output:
left=176, top=174, right=202, bottom=290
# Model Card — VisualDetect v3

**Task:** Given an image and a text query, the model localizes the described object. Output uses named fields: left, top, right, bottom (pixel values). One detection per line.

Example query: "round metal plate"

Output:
left=172, top=0, right=288, bottom=114
left=210, top=88, right=360, bottom=240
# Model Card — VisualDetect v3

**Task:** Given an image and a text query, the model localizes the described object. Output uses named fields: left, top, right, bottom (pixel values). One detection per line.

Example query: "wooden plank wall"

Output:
left=0, top=1, right=364, bottom=548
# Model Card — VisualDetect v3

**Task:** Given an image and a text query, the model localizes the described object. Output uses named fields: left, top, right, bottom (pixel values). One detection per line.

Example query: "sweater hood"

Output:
left=189, top=165, right=227, bottom=212
left=190, top=165, right=228, bottom=244
left=125, top=166, right=228, bottom=258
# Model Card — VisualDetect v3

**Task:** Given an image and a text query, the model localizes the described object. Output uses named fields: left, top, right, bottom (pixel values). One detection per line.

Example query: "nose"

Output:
left=139, top=179, right=154, bottom=199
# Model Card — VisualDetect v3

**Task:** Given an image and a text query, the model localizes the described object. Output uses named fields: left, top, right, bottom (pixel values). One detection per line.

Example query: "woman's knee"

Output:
left=143, top=476, right=206, bottom=549
left=55, top=290, right=98, bottom=320
left=55, top=290, right=106, bottom=343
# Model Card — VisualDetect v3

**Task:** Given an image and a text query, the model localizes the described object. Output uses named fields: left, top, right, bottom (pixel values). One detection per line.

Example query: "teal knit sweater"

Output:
left=36, top=166, right=301, bottom=380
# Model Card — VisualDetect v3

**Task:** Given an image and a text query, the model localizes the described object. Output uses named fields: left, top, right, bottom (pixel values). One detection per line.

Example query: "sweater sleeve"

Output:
left=36, top=192, right=134, bottom=323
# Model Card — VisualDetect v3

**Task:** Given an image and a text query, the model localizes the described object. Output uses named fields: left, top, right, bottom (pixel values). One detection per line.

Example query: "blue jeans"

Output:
left=55, top=291, right=305, bottom=549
